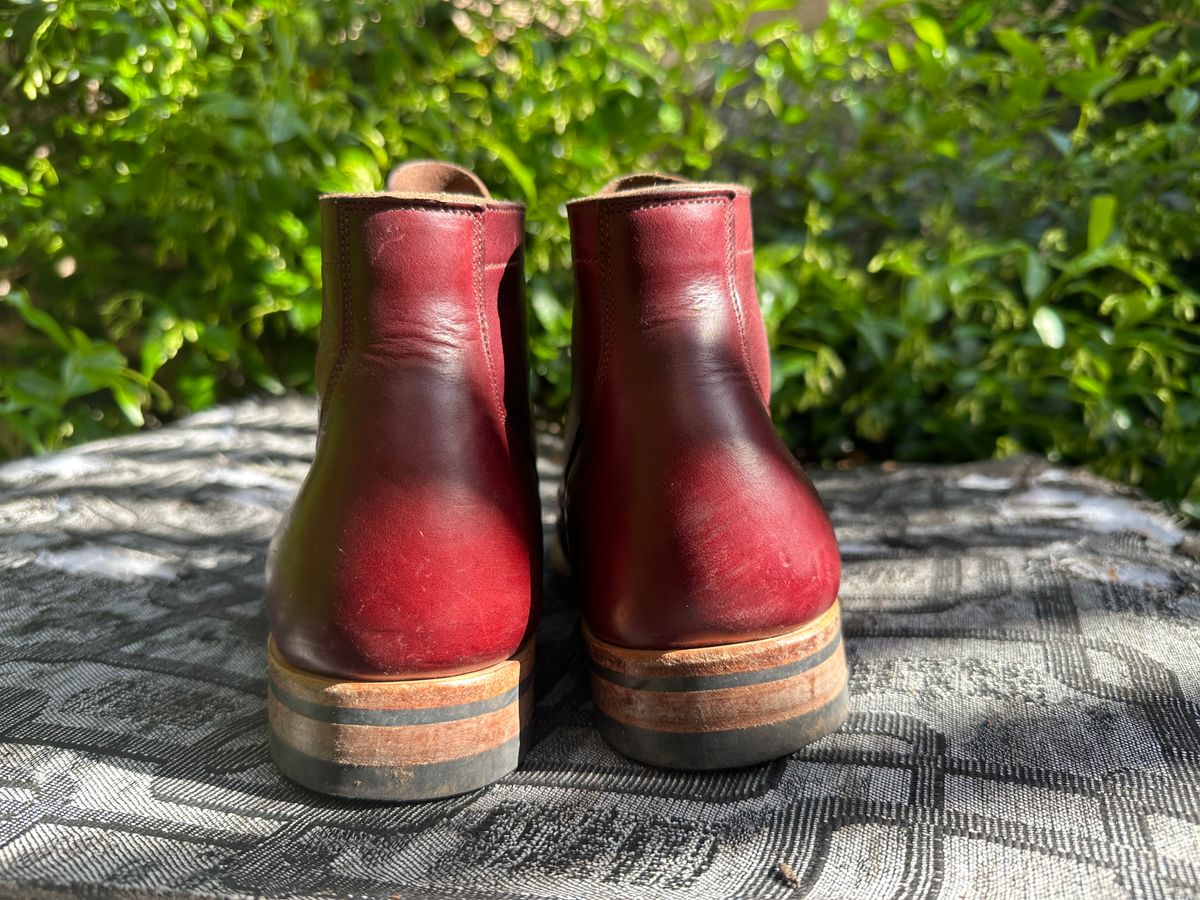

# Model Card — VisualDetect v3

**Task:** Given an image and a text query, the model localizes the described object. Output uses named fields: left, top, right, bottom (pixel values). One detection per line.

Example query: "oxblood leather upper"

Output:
left=267, top=163, right=539, bottom=680
left=561, top=177, right=841, bottom=650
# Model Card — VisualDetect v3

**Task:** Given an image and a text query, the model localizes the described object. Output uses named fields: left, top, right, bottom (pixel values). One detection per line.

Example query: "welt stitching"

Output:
left=334, top=199, right=480, bottom=215
left=473, top=212, right=505, bottom=422
left=723, top=199, right=767, bottom=405
left=589, top=206, right=614, bottom=425
left=322, top=203, right=354, bottom=420
left=611, top=196, right=727, bottom=214
left=484, top=258, right=522, bottom=270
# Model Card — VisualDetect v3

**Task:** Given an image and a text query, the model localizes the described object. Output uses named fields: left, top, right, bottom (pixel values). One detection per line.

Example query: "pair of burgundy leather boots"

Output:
left=265, top=161, right=847, bottom=801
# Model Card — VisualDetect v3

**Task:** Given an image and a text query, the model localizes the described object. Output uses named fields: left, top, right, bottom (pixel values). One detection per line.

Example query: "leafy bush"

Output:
left=2, top=1, right=1198, bottom=518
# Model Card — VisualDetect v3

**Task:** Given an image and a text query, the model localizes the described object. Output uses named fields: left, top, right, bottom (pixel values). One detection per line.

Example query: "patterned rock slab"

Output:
left=0, top=397, right=1197, bottom=899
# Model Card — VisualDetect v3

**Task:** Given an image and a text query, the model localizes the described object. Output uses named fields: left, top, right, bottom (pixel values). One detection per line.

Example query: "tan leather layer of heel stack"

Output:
left=585, top=600, right=848, bottom=770
left=267, top=636, right=534, bottom=801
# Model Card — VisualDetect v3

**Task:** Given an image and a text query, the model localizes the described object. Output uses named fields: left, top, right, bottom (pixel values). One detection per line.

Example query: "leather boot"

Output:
left=266, top=161, right=540, bottom=800
left=561, top=174, right=847, bottom=769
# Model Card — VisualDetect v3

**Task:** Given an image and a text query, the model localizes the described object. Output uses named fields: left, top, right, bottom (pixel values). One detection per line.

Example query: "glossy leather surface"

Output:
left=267, top=169, right=539, bottom=680
left=561, top=178, right=840, bottom=650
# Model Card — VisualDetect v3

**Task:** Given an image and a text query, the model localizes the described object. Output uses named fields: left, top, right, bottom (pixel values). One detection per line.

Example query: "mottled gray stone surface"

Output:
left=0, top=397, right=1198, bottom=898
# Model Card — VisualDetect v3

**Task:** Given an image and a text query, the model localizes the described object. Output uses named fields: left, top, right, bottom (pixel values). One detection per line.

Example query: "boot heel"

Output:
left=585, top=600, right=848, bottom=770
left=267, top=636, right=533, bottom=800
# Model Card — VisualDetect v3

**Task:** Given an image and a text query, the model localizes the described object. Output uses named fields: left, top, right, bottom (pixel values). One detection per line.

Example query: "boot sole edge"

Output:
left=266, top=636, right=534, bottom=801
left=585, top=599, right=849, bottom=769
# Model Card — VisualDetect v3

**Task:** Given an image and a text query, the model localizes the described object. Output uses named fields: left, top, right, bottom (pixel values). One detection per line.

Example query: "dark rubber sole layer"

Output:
left=267, top=636, right=534, bottom=801
left=585, top=600, right=849, bottom=770
left=268, top=731, right=526, bottom=801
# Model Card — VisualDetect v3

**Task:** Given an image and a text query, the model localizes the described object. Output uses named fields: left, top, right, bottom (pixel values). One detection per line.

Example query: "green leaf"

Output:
left=952, top=2, right=992, bottom=36
left=1088, top=195, right=1117, bottom=250
left=747, top=0, right=796, bottom=13
left=657, top=102, right=684, bottom=132
left=0, top=165, right=26, bottom=191
left=1033, top=307, right=1065, bottom=349
left=1054, top=68, right=1119, bottom=102
left=1167, top=88, right=1199, bottom=121
left=6, top=294, right=72, bottom=351
left=1023, top=253, right=1050, bottom=300
left=1104, top=77, right=1166, bottom=105
left=113, top=385, right=145, bottom=427
left=714, top=66, right=750, bottom=101
left=1117, top=21, right=1171, bottom=57
left=333, top=147, right=379, bottom=193
left=1045, top=128, right=1072, bottom=156
left=530, top=281, right=564, bottom=331
left=994, top=29, right=1043, bottom=73
left=807, top=170, right=835, bottom=202
left=911, top=17, right=946, bottom=54
left=482, top=138, right=537, bottom=203
left=10, top=369, right=62, bottom=404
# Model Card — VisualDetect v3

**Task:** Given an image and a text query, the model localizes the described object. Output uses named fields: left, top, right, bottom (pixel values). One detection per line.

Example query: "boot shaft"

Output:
left=314, top=170, right=530, bottom=440
left=565, top=178, right=773, bottom=437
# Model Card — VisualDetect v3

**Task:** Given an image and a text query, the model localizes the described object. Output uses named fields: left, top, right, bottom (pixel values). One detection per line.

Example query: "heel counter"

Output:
left=266, top=400, right=537, bottom=680
left=575, top=412, right=840, bottom=650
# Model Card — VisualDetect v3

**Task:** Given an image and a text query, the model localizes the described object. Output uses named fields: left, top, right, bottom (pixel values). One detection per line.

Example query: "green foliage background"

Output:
left=2, top=0, right=1198, bottom=518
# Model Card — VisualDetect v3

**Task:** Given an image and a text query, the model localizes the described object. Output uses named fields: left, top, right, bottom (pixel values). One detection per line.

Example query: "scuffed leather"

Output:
left=267, top=190, right=540, bottom=680
left=561, top=180, right=841, bottom=650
